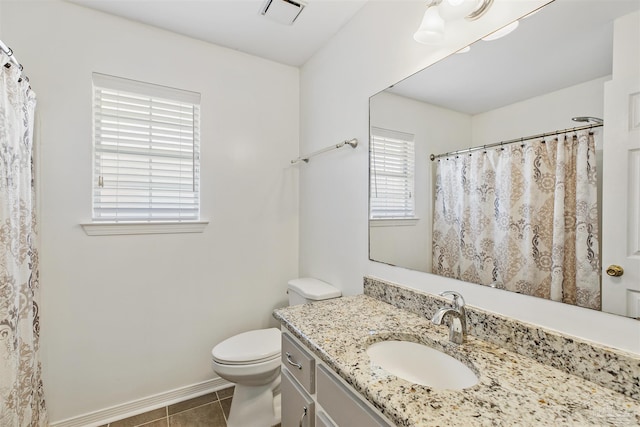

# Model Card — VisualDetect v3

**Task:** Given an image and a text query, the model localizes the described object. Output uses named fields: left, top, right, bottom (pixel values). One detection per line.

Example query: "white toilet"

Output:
left=211, top=278, right=341, bottom=427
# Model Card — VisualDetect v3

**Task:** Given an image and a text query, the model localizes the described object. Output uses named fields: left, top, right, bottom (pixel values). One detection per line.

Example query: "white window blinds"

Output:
left=92, top=73, right=201, bottom=222
left=370, top=127, right=415, bottom=219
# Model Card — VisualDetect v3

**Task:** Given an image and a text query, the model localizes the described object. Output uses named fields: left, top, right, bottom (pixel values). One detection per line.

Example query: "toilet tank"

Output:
left=287, top=278, right=341, bottom=306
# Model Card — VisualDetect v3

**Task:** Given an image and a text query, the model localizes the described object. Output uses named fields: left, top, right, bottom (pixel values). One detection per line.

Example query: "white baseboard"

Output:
left=50, top=377, right=233, bottom=427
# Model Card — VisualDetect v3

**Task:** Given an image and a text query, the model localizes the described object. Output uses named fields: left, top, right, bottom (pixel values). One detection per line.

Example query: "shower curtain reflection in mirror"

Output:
left=432, top=131, right=601, bottom=310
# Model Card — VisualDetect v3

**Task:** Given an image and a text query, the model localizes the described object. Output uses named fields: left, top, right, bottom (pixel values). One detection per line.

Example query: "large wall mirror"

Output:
left=369, top=0, right=640, bottom=318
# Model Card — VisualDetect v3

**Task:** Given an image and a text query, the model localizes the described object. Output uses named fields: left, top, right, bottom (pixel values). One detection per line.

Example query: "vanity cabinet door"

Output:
left=282, top=368, right=315, bottom=427
left=316, top=411, right=337, bottom=427
left=317, top=365, right=392, bottom=427
left=282, top=332, right=316, bottom=393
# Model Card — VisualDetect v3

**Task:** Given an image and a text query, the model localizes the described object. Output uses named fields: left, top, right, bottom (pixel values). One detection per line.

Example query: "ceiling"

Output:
left=387, top=0, right=640, bottom=115
left=68, top=0, right=639, bottom=103
left=68, top=0, right=368, bottom=67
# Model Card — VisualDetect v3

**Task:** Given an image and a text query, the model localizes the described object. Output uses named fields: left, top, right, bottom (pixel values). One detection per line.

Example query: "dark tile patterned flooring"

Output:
left=99, top=387, right=241, bottom=427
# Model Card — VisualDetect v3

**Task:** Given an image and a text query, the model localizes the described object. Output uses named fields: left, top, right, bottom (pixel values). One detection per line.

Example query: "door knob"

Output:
left=606, top=265, right=624, bottom=277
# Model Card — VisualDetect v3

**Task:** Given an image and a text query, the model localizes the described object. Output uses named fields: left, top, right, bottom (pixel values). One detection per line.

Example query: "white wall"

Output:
left=2, top=1, right=299, bottom=422
left=369, top=91, right=470, bottom=271
left=611, top=10, right=640, bottom=81
left=472, top=76, right=607, bottom=146
left=299, top=0, right=640, bottom=354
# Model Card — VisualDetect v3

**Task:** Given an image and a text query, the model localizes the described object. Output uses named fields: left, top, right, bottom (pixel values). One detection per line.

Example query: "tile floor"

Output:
left=98, top=386, right=283, bottom=427
left=98, top=386, right=282, bottom=427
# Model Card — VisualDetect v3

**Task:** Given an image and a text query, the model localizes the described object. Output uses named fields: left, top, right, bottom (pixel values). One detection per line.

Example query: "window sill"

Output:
left=81, top=221, right=209, bottom=236
left=370, top=218, right=419, bottom=227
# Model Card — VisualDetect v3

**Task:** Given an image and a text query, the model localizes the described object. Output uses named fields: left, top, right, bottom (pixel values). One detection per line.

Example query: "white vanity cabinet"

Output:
left=281, top=331, right=394, bottom=427
left=281, top=333, right=316, bottom=426
left=281, top=369, right=315, bottom=427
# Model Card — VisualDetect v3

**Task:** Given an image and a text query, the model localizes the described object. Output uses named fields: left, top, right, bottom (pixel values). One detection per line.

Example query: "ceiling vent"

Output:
left=260, top=0, right=306, bottom=25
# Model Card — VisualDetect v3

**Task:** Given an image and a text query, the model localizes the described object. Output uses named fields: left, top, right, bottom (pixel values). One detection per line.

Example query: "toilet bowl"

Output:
left=211, top=328, right=282, bottom=427
left=211, top=278, right=341, bottom=427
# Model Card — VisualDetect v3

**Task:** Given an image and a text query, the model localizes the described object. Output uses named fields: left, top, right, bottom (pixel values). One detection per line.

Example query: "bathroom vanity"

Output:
left=281, top=331, right=393, bottom=426
left=273, top=277, right=640, bottom=426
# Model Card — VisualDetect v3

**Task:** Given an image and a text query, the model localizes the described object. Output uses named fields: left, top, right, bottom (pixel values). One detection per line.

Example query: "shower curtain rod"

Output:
left=0, top=39, right=29, bottom=83
left=291, top=138, right=358, bottom=164
left=430, top=123, right=604, bottom=161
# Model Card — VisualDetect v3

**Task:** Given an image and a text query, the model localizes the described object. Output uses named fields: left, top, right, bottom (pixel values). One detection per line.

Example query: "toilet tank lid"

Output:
left=287, top=278, right=341, bottom=300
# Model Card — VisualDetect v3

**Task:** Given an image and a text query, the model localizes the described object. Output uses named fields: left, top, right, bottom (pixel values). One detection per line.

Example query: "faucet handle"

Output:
left=439, top=291, right=465, bottom=309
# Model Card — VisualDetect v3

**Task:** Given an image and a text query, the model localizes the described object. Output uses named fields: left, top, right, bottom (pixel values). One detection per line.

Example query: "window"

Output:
left=92, top=73, right=201, bottom=223
left=369, top=127, right=415, bottom=219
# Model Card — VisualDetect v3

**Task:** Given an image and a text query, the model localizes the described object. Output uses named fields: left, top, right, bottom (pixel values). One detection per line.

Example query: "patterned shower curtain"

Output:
left=432, top=131, right=601, bottom=310
left=0, top=53, right=47, bottom=425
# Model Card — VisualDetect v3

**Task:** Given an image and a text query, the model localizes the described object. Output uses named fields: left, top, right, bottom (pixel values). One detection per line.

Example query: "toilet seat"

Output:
left=212, top=327, right=281, bottom=365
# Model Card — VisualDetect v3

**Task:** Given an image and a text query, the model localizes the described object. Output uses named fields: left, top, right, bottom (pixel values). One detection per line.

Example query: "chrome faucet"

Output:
left=431, top=291, right=467, bottom=344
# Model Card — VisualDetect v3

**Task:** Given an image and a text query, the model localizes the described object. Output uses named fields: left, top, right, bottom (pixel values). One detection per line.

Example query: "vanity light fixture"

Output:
left=439, top=0, right=492, bottom=21
left=414, top=0, right=494, bottom=45
left=414, top=4, right=445, bottom=44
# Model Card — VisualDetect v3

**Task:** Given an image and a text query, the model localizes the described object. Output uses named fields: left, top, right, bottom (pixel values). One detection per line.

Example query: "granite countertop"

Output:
left=273, top=295, right=640, bottom=427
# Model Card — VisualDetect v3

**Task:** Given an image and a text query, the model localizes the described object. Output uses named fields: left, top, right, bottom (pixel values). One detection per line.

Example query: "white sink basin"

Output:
left=366, top=340, right=478, bottom=390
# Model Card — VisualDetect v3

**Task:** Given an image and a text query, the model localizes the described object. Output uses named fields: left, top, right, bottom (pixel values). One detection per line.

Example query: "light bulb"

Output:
left=413, top=6, right=445, bottom=45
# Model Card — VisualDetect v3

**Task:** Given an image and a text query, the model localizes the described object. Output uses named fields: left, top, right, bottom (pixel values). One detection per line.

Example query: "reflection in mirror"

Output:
left=369, top=0, right=640, bottom=318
